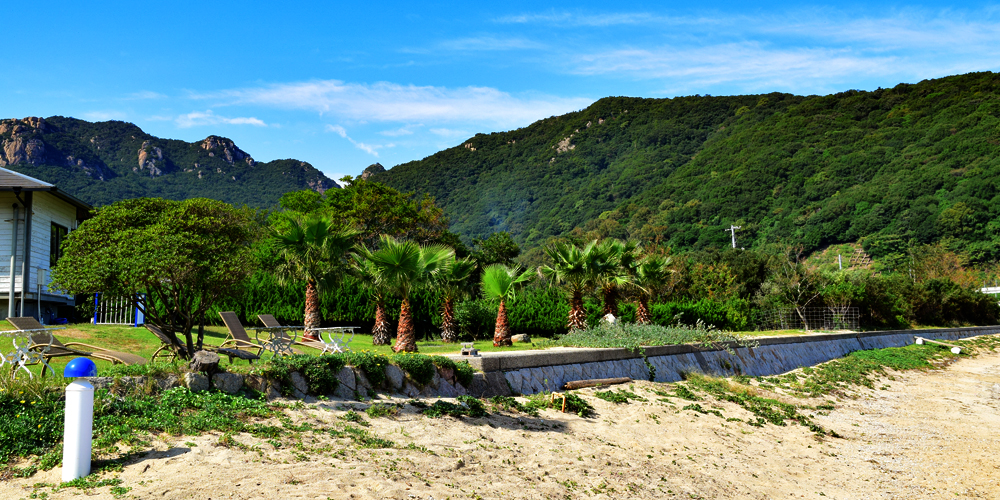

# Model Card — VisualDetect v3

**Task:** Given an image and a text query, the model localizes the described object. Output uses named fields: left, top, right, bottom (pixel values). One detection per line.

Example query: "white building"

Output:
left=0, top=167, right=91, bottom=322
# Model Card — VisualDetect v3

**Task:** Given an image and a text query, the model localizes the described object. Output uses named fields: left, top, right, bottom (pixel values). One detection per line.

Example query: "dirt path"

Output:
left=4, top=350, right=1000, bottom=499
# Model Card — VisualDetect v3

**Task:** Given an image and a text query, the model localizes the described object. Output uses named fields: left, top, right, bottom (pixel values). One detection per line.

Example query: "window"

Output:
left=50, top=223, right=68, bottom=267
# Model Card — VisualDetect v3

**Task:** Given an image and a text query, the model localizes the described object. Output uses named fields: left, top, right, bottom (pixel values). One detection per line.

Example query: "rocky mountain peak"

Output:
left=360, top=162, right=386, bottom=180
left=201, top=135, right=256, bottom=167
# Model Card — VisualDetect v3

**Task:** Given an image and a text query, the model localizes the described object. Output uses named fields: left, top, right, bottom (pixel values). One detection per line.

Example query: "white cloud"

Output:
left=175, top=110, right=266, bottom=128
left=125, top=91, right=167, bottom=100
left=195, top=81, right=593, bottom=129
left=380, top=124, right=422, bottom=137
left=436, top=36, right=547, bottom=51
left=82, top=111, right=127, bottom=121
left=324, top=124, right=391, bottom=157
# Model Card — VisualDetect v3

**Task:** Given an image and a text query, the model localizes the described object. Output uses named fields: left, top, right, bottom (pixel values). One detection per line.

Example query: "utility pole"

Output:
left=725, top=225, right=741, bottom=249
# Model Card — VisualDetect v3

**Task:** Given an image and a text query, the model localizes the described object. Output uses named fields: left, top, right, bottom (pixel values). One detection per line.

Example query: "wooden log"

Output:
left=563, top=377, right=632, bottom=390
left=915, top=337, right=962, bottom=354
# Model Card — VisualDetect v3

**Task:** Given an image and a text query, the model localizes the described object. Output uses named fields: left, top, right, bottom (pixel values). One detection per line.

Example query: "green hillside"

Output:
left=0, top=116, right=337, bottom=207
left=374, top=72, right=1000, bottom=261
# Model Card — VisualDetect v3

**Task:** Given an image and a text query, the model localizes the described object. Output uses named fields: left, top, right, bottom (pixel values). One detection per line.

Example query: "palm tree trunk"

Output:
left=303, top=279, right=321, bottom=341
left=441, top=296, right=458, bottom=343
left=372, top=301, right=392, bottom=345
left=493, top=299, right=512, bottom=347
left=636, top=298, right=652, bottom=325
left=602, top=285, right=619, bottom=317
left=568, top=290, right=587, bottom=331
left=394, top=297, right=417, bottom=352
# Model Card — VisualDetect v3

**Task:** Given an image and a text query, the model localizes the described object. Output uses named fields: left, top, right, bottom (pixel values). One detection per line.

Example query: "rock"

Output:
left=333, top=366, right=356, bottom=400
left=385, top=364, right=404, bottom=390
left=401, top=382, right=421, bottom=398
left=184, top=373, right=210, bottom=392
left=244, top=375, right=281, bottom=400
left=189, top=350, right=220, bottom=374
left=353, top=367, right=373, bottom=395
left=602, top=313, right=618, bottom=325
left=289, top=371, right=309, bottom=398
left=511, top=334, right=531, bottom=343
left=157, top=374, right=182, bottom=391
left=212, top=373, right=243, bottom=394
left=469, top=372, right=513, bottom=397
left=437, top=380, right=459, bottom=398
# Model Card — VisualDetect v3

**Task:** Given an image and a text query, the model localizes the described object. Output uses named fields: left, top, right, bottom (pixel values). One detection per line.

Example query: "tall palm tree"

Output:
left=632, top=254, right=674, bottom=324
left=436, top=256, right=477, bottom=343
left=480, top=264, right=533, bottom=347
left=272, top=215, right=358, bottom=340
left=538, top=240, right=602, bottom=331
left=594, top=239, right=641, bottom=318
left=350, top=253, right=393, bottom=345
left=364, top=235, right=453, bottom=352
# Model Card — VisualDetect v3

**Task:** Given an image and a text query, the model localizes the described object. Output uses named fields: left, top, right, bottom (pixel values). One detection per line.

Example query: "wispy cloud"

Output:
left=430, top=128, right=470, bottom=138
left=195, top=81, right=593, bottom=129
left=325, top=124, right=392, bottom=157
left=379, top=124, right=422, bottom=137
left=436, top=36, right=547, bottom=51
left=175, top=110, right=266, bottom=128
left=81, top=111, right=127, bottom=121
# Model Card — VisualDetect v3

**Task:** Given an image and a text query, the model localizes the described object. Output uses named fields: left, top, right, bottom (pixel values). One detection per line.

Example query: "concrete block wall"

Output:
left=473, top=326, right=1000, bottom=395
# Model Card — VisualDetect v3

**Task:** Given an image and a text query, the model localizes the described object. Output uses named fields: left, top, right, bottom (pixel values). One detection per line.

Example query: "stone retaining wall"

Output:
left=467, top=326, right=1000, bottom=395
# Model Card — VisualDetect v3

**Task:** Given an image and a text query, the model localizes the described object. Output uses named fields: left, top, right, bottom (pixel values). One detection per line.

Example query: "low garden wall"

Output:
left=453, top=326, right=1000, bottom=395
left=85, top=326, right=1000, bottom=399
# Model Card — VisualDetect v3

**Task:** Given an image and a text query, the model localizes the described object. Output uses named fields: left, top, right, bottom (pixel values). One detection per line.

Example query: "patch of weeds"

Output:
left=343, top=350, right=390, bottom=387
left=791, top=344, right=949, bottom=398
left=249, top=354, right=346, bottom=395
left=673, top=384, right=701, bottom=401
left=487, top=396, right=540, bottom=417
left=58, top=475, right=123, bottom=490
left=682, top=403, right=723, bottom=418
left=423, top=396, right=487, bottom=418
left=524, top=391, right=595, bottom=418
left=340, top=410, right=369, bottom=426
left=365, top=403, right=400, bottom=418
left=390, top=353, right=436, bottom=385
left=594, top=390, right=648, bottom=404
left=340, top=426, right=395, bottom=448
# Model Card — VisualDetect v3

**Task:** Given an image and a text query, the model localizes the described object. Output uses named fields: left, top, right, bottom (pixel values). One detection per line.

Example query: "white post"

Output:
left=62, top=380, right=94, bottom=481
left=838, top=254, right=842, bottom=270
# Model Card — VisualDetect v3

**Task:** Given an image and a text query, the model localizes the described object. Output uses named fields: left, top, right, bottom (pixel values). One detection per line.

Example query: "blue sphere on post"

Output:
left=63, top=357, right=97, bottom=378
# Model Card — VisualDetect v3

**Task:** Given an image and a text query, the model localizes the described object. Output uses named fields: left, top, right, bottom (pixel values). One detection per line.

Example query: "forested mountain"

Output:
left=373, top=72, right=1000, bottom=262
left=0, top=116, right=338, bottom=207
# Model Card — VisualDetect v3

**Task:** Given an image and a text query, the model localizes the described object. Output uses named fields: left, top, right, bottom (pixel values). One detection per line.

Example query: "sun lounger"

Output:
left=220, top=311, right=301, bottom=358
left=7, top=317, right=146, bottom=375
left=146, top=324, right=259, bottom=364
left=257, top=314, right=332, bottom=352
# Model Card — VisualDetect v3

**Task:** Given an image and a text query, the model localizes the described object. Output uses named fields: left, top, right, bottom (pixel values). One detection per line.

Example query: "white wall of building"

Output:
left=0, top=191, right=76, bottom=300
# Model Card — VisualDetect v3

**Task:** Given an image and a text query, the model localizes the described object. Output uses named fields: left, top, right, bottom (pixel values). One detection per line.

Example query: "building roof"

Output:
left=0, top=166, right=92, bottom=214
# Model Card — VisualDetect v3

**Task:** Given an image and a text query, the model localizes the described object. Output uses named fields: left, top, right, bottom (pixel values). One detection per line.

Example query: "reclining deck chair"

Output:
left=256, top=314, right=326, bottom=352
left=146, top=324, right=259, bottom=364
left=8, top=317, right=146, bottom=375
left=219, top=312, right=301, bottom=357
left=258, top=314, right=356, bottom=354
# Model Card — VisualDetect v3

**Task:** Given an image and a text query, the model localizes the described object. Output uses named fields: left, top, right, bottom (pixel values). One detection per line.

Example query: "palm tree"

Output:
left=272, top=215, right=358, bottom=340
left=350, top=253, right=393, bottom=345
left=538, top=240, right=602, bottom=331
left=594, top=239, right=641, bottom=318
left=436, top=256, right=477, bottom=343
left=480, top=264, right=533, bottom=346
left=363, top=235, right=453, bottom=352
left=632, top=254, right=673, bottom=324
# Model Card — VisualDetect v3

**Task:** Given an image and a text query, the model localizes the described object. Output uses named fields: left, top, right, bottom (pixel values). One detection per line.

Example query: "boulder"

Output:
left=333, top=366, right=356, bottom=400
left=189, top=350, right=220, bottom=374
left=184, top=372, right=210, bottom=392
left=384, top=364, right=404, bottom=390
left=511, top=334, right=531, bottom=343
left=212, top=373, right=243, bottom=394
left=289, top=371, right=309, bottom=398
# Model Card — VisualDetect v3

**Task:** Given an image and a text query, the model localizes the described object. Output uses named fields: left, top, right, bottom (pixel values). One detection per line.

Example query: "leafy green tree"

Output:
left=471, top=232, right=521, bottom=267
left=480, top=264, right=533, bottom=346
left=436, top=257, right=477, bottom=343
left=360, top=236, right=453, bottom=352
left=50, top=198, right=258, bottom=357
left=538, top=240, right=603, bottom=331
left=757, top=248, right=825, bottom=330
left=322, top=179, right=451, bottom=248
left=279, top=189, right=324, bottom=213
left=271, top=215, right=358, bottom=339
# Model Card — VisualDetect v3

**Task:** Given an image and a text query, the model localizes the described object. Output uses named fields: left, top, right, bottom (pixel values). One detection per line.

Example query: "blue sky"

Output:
left=5, top=1, right=1000, bottom=181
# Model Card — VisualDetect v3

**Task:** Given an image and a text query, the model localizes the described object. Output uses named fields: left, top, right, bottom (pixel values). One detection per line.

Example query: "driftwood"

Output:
left=915, top=337, right=962, bottom=354
left=563, top=377, right=632, bottom=390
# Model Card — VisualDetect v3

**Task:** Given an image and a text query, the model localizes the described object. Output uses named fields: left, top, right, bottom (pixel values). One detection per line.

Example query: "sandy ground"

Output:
left=4, top=350, right=1000, bottom=500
